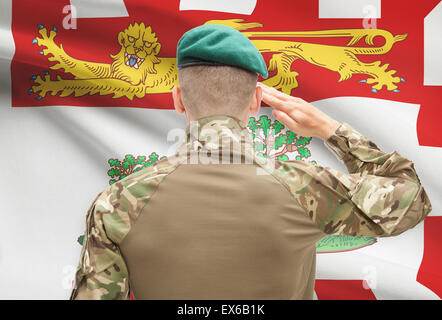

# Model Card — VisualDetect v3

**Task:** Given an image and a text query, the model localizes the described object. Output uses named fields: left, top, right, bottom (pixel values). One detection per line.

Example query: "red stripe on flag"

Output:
left=315, top=279, right=377, bottom=300
left=417, top=216, right=442, bottom=299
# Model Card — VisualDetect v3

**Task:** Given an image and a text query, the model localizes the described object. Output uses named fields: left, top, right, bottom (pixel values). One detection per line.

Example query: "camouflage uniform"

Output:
left=70, top=115, right=431, bottom=300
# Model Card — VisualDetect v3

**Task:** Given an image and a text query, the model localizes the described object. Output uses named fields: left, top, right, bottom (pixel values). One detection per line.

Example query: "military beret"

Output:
left=176, top=24, right=268, bottom=79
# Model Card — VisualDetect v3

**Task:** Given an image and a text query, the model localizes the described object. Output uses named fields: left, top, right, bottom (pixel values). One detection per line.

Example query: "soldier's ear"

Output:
left=172, top=86, right=186, bottom=115
left=249, top=84, right=262, bottom=115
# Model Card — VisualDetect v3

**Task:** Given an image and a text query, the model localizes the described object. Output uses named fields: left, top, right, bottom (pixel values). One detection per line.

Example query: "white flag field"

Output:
left=1, top=0, right=441, bottom=299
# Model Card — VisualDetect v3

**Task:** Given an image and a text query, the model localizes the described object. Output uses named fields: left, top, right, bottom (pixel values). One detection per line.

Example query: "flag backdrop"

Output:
left=1, top=0, right=441, bottom=299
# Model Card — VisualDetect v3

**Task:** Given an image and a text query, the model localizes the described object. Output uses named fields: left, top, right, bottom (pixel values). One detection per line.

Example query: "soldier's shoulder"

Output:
left=254, top=156, right=312, bottom=183
left=117, top=155, right=180, bottom=187
left=256, top=156, right=336, bottom=190
left=275, top=158, right=343, bottom=179
left=270, top=158, right=318, bottom=176
left=98, top=155, right=181, bottom=207
left=91, top=156, right=182, bottom=243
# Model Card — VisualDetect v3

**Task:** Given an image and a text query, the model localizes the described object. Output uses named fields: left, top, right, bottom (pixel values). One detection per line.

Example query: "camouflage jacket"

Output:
left=70, top=114, right=431, bottom=300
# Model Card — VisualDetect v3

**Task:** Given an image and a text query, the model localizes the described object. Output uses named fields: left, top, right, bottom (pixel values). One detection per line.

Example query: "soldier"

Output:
left=70, top=24, right=431, bottom=300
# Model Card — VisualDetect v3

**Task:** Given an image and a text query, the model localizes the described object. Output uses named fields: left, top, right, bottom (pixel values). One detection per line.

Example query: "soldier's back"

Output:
left=119, top=155, right=325, bottom=299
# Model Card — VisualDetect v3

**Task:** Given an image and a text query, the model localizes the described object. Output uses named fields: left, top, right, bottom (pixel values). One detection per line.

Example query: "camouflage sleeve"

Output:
left=277, top=123, right=432, bottom=237
left=325, top=122, right=423, bottom=182
left=69, top=191, right=130, bottom=300
left=69, top=157, right=180, bottom=300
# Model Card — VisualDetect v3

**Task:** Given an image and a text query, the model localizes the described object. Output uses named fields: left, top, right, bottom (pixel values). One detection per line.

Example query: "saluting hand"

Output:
left=257, top=83, right=341, bottom=141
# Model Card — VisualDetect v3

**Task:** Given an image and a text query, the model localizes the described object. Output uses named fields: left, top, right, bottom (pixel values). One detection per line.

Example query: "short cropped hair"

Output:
left=178, top=65, right=258, bottom=119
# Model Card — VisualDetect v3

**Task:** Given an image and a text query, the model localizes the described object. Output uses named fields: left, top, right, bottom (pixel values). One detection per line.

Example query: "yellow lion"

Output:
left=208, top=19, right=407, bottom=94
left=30, top=19, right=407, bottom=100
left=31, top=22, right=177, bottom=100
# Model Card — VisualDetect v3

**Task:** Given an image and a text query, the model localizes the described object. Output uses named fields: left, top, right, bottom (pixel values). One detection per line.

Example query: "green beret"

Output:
left=176, top=24, right=268, bottom=79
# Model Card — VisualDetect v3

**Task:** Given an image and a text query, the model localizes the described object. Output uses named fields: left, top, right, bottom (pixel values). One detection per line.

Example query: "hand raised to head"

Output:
left=257, top=82, right=341, bottom=140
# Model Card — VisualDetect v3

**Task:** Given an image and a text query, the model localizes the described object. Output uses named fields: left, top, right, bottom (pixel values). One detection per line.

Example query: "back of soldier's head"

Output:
left=176, top=24, right=268, bottom=119
left=178, top=65, right=258, bottom=119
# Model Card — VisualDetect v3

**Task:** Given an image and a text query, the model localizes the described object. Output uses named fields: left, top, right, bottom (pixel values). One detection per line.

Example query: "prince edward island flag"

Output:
left=1, top=0, right=441, bottom=299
